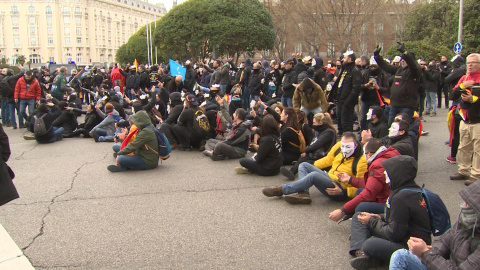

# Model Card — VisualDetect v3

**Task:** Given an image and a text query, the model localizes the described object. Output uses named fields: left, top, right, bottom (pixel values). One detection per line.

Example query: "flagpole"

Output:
left=149, top=19, right=153, bottom=66
left=154, top=14, right=157, bottom=65
left=146, top=16, right=151, bottom=66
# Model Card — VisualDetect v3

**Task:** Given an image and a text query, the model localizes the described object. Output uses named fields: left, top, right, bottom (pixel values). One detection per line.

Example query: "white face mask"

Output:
left=388, top=122, right=400, bottom=137
left=384, top=170, right=391, bottom=184
left=366, top=109, right=373, bottom=121
left=340, top=141, right=356, bottom=158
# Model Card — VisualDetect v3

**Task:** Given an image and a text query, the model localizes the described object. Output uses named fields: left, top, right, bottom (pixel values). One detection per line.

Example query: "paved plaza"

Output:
left=0, top=107, right=462, bottom=269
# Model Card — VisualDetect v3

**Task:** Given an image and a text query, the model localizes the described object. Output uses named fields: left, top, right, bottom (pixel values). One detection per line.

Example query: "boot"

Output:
left=262, top=186, right=283, bottom=197
left=280, top=167, right=295, bottom=181
left=350, top=250, right=380, bottom=270
left=284, top=192, right=312, bottom=204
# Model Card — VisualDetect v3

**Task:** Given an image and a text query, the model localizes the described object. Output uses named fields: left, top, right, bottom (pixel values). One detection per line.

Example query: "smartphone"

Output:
left=459, top=89, right=468, bottom=94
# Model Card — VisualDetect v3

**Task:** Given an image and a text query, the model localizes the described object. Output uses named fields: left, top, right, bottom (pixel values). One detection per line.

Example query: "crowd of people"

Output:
left=1, top=42, right=479, bottom=269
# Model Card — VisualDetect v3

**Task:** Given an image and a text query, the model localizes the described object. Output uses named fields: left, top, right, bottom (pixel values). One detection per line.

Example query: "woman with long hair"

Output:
left=281, top=112, right=337, bottom=180
left=280, top=107, right=305, bottom=165
left=234, top=115, right=283, bottom=176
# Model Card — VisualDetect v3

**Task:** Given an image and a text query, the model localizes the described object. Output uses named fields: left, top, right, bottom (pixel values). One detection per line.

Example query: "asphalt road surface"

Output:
left=0, top=107, right=462, bottom=269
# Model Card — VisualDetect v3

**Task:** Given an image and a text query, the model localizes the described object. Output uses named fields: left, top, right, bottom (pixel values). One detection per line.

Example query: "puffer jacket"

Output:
left=14, top=77, right=41, bottom=101
left=292, top=78, right=328, bottom=112
left=117, top=110, right=159, bottom=169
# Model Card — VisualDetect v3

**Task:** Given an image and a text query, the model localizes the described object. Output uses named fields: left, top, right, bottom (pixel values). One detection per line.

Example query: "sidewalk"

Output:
left=0, top=224, right=34, bottom=270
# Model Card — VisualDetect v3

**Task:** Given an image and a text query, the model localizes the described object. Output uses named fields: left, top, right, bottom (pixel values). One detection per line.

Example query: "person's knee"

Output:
left=390, top=248, right=409, bottom=265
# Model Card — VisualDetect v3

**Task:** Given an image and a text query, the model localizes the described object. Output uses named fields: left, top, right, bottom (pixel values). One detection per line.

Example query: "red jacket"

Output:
left=342, top=147, right=400, bottom=214
left=14, top=77, right=41, bottom=101
left=110, top=68, right=125, bottom=94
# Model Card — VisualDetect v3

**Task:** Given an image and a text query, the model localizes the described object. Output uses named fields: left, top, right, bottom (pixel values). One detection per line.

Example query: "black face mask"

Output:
left=312, top=125, right=323, bottom=131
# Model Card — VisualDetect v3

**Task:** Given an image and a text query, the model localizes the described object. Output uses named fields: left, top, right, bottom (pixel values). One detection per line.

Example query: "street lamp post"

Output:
left=458, top=0, right=463, bottom=44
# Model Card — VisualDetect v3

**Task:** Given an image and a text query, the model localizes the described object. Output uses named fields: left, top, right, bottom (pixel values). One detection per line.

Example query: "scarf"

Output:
left=366, top=146, right=387, bottom=165
left=460, top=204, right=478, bottom=230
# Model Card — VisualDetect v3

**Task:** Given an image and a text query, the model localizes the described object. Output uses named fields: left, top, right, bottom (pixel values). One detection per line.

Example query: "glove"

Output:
left=397, top=42, right=406, bottom=54
left=373, top=45, right=381, bottom=57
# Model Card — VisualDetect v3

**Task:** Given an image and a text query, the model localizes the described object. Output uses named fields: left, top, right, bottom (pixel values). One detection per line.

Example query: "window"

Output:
left=65, top=37, right=71, bottom=44
left=12, top=17, right=18, bottom=25
left=361, top=23, right=367, bottom=35
left=75, top=17, right=81, bottom=24
left=28, top=6, right=35, bottom=13
left=76, top=27, right=81, bottom=35
left=76, top=53, right=82, bottom=63
left=76, top=37, right=81, bottom=44
left=46, top=16, right=52, bottom=24
left=48, top=37, right=54, bottom=45
left=376, top=22, right=384, bottom=33
left=100, top=54, right=105, bottom=62
left=327, top=41, right=335, bottom=57
left=344, top=22, right=352, bottom=35
left=327, top=24, right=333, bottom=33
left=29, top=17, right=35, bottom=24
left=65, top=53, right=72, bottom=62
left=13, top=38, right=20, bottom=45
left=11, top=6, right=18, bottom=14
left=63, top=7, right=69, bottom=15
left=46, top=6, right=52, bottom=14
left=29, top=54, right=41, bottom=64
left=64, top=16, right=70, bottom=24
left=30, top=27, right=35, bottom=34
left=64, top=27, right=70, bottom=35
left=296, top=43, right=302, bottom=53
left=13, top=27, right=19, bottom=36
left=49, top=56, right=55, bottom=63
left=47, top=27, right=53, bottom=35
left=74, top=6, right=81, bottom=15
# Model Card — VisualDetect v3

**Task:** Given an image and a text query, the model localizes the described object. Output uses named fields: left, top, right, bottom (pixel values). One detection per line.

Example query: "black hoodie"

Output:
left=368, top=155, right=431, bottom=248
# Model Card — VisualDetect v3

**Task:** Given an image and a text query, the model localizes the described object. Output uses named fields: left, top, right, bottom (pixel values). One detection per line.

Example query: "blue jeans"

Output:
left=1, top=98, right=10, bottom=124
left=117, top=155, right=150, bottom=170
left=19, top=99, right=35, bottom=123
left=300, top=106, right=322, bottom=117
left=48, top=127, right=64, bottom=143
left=355, top=202, right=385, bottom=213
left=281, top=96, right=293, bottom=107
left=388, top=106, right=414, bottom=126
left=112, top=143, right=121, bottom=153
left=8, top=102, right=23, bottom=128
left=242, top=86, right=251, bottom=110
left=425, top=91, right=437, bottom=114
left=282, top=162, right=348, bottom=201
left=360, top=100, right=378, bottom=131
left=389, top=249, right=427, bottom=270
left=220, top=84, right=227, bottom=96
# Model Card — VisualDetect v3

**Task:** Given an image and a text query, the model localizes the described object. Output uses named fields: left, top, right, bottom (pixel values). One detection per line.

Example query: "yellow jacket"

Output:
left=313, top=141, right=367, bottom=198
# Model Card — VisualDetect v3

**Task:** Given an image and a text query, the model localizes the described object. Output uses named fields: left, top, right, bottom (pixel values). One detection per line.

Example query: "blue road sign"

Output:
left=454, top=42, right=462, bottom=54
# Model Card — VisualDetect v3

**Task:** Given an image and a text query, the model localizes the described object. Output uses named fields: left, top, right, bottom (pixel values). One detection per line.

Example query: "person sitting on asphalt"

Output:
left=389, top=179, right=480, bottom=270
left=90, top=103, right=123, bottom=142
left=362, top=118, right=414, bottom=158
left=363, top=106, right=389, bottom=139
left=203, top=108, right=252, bottom=161
left=107, top=110, right=159, bottom=172
left=349, top=155, right=431, bottom=270
left=280, top=107, right=305, bottom=165
left=262, top=132, right=367, bottom=204
left=159, top=92, right=183, bottom=149
left=328, top=138, right=400, bottom=223
left=52, top=101, right=79, bottom=137
left=66, top=103, right=103, bottom=138
left=29, top=101, right=63, bottom=144
left=280, top=112, right=337, bottom=180
left=234, top=114, right=283, bottom=176
left=173, top=94, right=203, bottom=151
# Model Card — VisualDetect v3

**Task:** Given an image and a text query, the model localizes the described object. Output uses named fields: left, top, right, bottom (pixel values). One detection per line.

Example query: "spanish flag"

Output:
left=134, top=59, right=139, bottom=72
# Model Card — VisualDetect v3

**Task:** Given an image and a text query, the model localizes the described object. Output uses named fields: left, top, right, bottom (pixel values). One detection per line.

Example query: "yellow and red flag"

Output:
left=134, top=59, right=139, bottom=72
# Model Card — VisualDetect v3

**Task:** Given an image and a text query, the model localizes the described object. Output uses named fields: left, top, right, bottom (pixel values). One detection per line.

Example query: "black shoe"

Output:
left=280, top=167, right=295, bottom=181
left=178, top=146, right=192, bottom=151
left=210, top=154, right=226, bottom=161
left=92, top=132, right=100, bottom=142
left=107, top=165, right=127, bottom=172
left=350, top=251, right=380, bottom=270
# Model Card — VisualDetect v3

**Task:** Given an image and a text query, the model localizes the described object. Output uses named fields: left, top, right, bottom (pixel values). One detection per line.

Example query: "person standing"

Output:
left=14, top=70, right=42, bottom=127
left=422, top=59, right=440, bottom=117
left=438, top=55, right=452, bottom=109
left=281, top=59, right=297, bottom=108
left=51, top=66, right=73, bottom=101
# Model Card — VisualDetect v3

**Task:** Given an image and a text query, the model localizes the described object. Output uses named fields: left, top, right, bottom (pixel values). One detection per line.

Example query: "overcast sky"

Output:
left=149, top=0, right=186, bottom=11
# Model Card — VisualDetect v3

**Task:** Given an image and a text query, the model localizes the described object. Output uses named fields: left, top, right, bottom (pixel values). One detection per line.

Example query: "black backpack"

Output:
left=33, top=114, right=49, bottom=136
left=193, top=109, right=210, bottom=136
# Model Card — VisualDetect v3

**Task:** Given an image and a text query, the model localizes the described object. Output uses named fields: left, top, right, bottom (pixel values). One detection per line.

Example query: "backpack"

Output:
left=287, top=127, right=306, bottom=153
left=401, top=184, right=452, bottom=236
left=333, top=147, right=361, bottom=176
left=0, top=77, right=13, bottom=97
left=144, top=126, right=171, bottom=160
left=33, top=114, right=49, bottom=136
left=215, top=110, right=230, bottom=134
left=193, top=109, right=210, bottom=136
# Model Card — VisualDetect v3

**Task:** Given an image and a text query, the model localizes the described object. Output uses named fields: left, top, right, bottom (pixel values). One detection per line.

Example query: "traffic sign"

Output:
left=454, top=42, right=462, bottom=54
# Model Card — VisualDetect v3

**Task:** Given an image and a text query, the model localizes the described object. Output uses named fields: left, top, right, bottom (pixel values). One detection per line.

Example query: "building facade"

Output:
left=0, top=0, right=166, bottom=66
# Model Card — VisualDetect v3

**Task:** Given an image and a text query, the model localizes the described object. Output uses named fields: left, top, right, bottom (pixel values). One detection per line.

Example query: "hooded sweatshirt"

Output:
left=292, top=78, right=328, bottom=112
left=117, top=111, right=159, bottom=168
left=91, top=109, right=122, bottom=136
left=368, top=155, right=431, bottom=247
left=421, top=180, right=480, bottom=269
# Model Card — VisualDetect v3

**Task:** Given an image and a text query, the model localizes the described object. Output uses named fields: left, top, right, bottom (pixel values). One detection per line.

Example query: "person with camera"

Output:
left=422, top=59, right=440, bottom=117
left=449, top=53, right=480, bottom=186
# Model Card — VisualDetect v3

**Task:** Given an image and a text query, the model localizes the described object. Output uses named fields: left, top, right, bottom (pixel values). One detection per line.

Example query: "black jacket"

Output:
left=281, top=69, right=297, bottom=98
left=31, top=105, right=62, bottom=143
left=361, top=68, right=389, bottom=103
left=184, top=66, right=197, bottom=93
left=0, top=124, right=18, bottom=206
left=384, top=133, right=415, bottom=158
left=256, top=134, right=283, bottom=170
left=53, top=110, right=78, bottom=134
left=369, top=156, right=431, bottom=247
left=138, top=71, right=149, bottom=91
left=423, top=66, right=440, bottom=92
left=305, top=125, right=336, bottom=160
left=375, top=52, right=422, bottom=108
left=249, top=69, right=265, bottom=96
left=368, top=118, right=389, bottom=139
left=335, top=62, right=362, bottom=105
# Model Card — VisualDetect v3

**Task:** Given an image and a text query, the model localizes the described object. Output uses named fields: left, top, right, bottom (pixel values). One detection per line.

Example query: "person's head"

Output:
left=37, top=103, right=48, bottom=113
left=364, top=138, right=383, bottom=160
left=336, top=60, right=342, bottom=67
left=312, top=112, right=336, bottom=133
left=303, top=56, right=312, bottom=65
left=441, top=55, right=448, bottom=63
left=466, top=53, right=480, bottom=74
left=233, top=108, right=246, bottom=122
left=71, top=69, right=77, bottom=76
left=1, top=68, right=7, bottom=75
left=389, top=119, right=409, bottom=138
left=392, top=55, right=401, bottom=66
left=24, top=70, right=33, bottom=81
left=260, top=114, right=280, bottom=137
left=395, top=112, right=411, bottom=123
left=186, top=93, right=199, bottom=106
left=340, top=132, right=359, bottom=158
left=360, top=55, right=369, bottom=67
left=175, top=75, right=183, bottom=85
left=419, top=59, right=427, bottom=69
left=105, top=103, right=114, bottom=114
left=86, top=103, right=95, bottom=113
left=60, top=66, right=68, bottom=75
left=367, top=106, right=383, bottom=123
left=280, top=107, right=300, bottom=130
left=343, top=52, right=356, bottom=64
left=285, top=59, right=294, bottom=70
left=355, top=58, right=362, bottom=67
left=382, top=155, right=418, bottom=190
left=253, top=63, right=261, bottom=70
left=271, top=103, right=284, bottom=115
left=213, top=59, right=222, bottom=68
left=301, top=78, right=314, bottom=92
left=138, top=65, right=145, bottom=72
left=296, top=109, right=306, bottom=124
